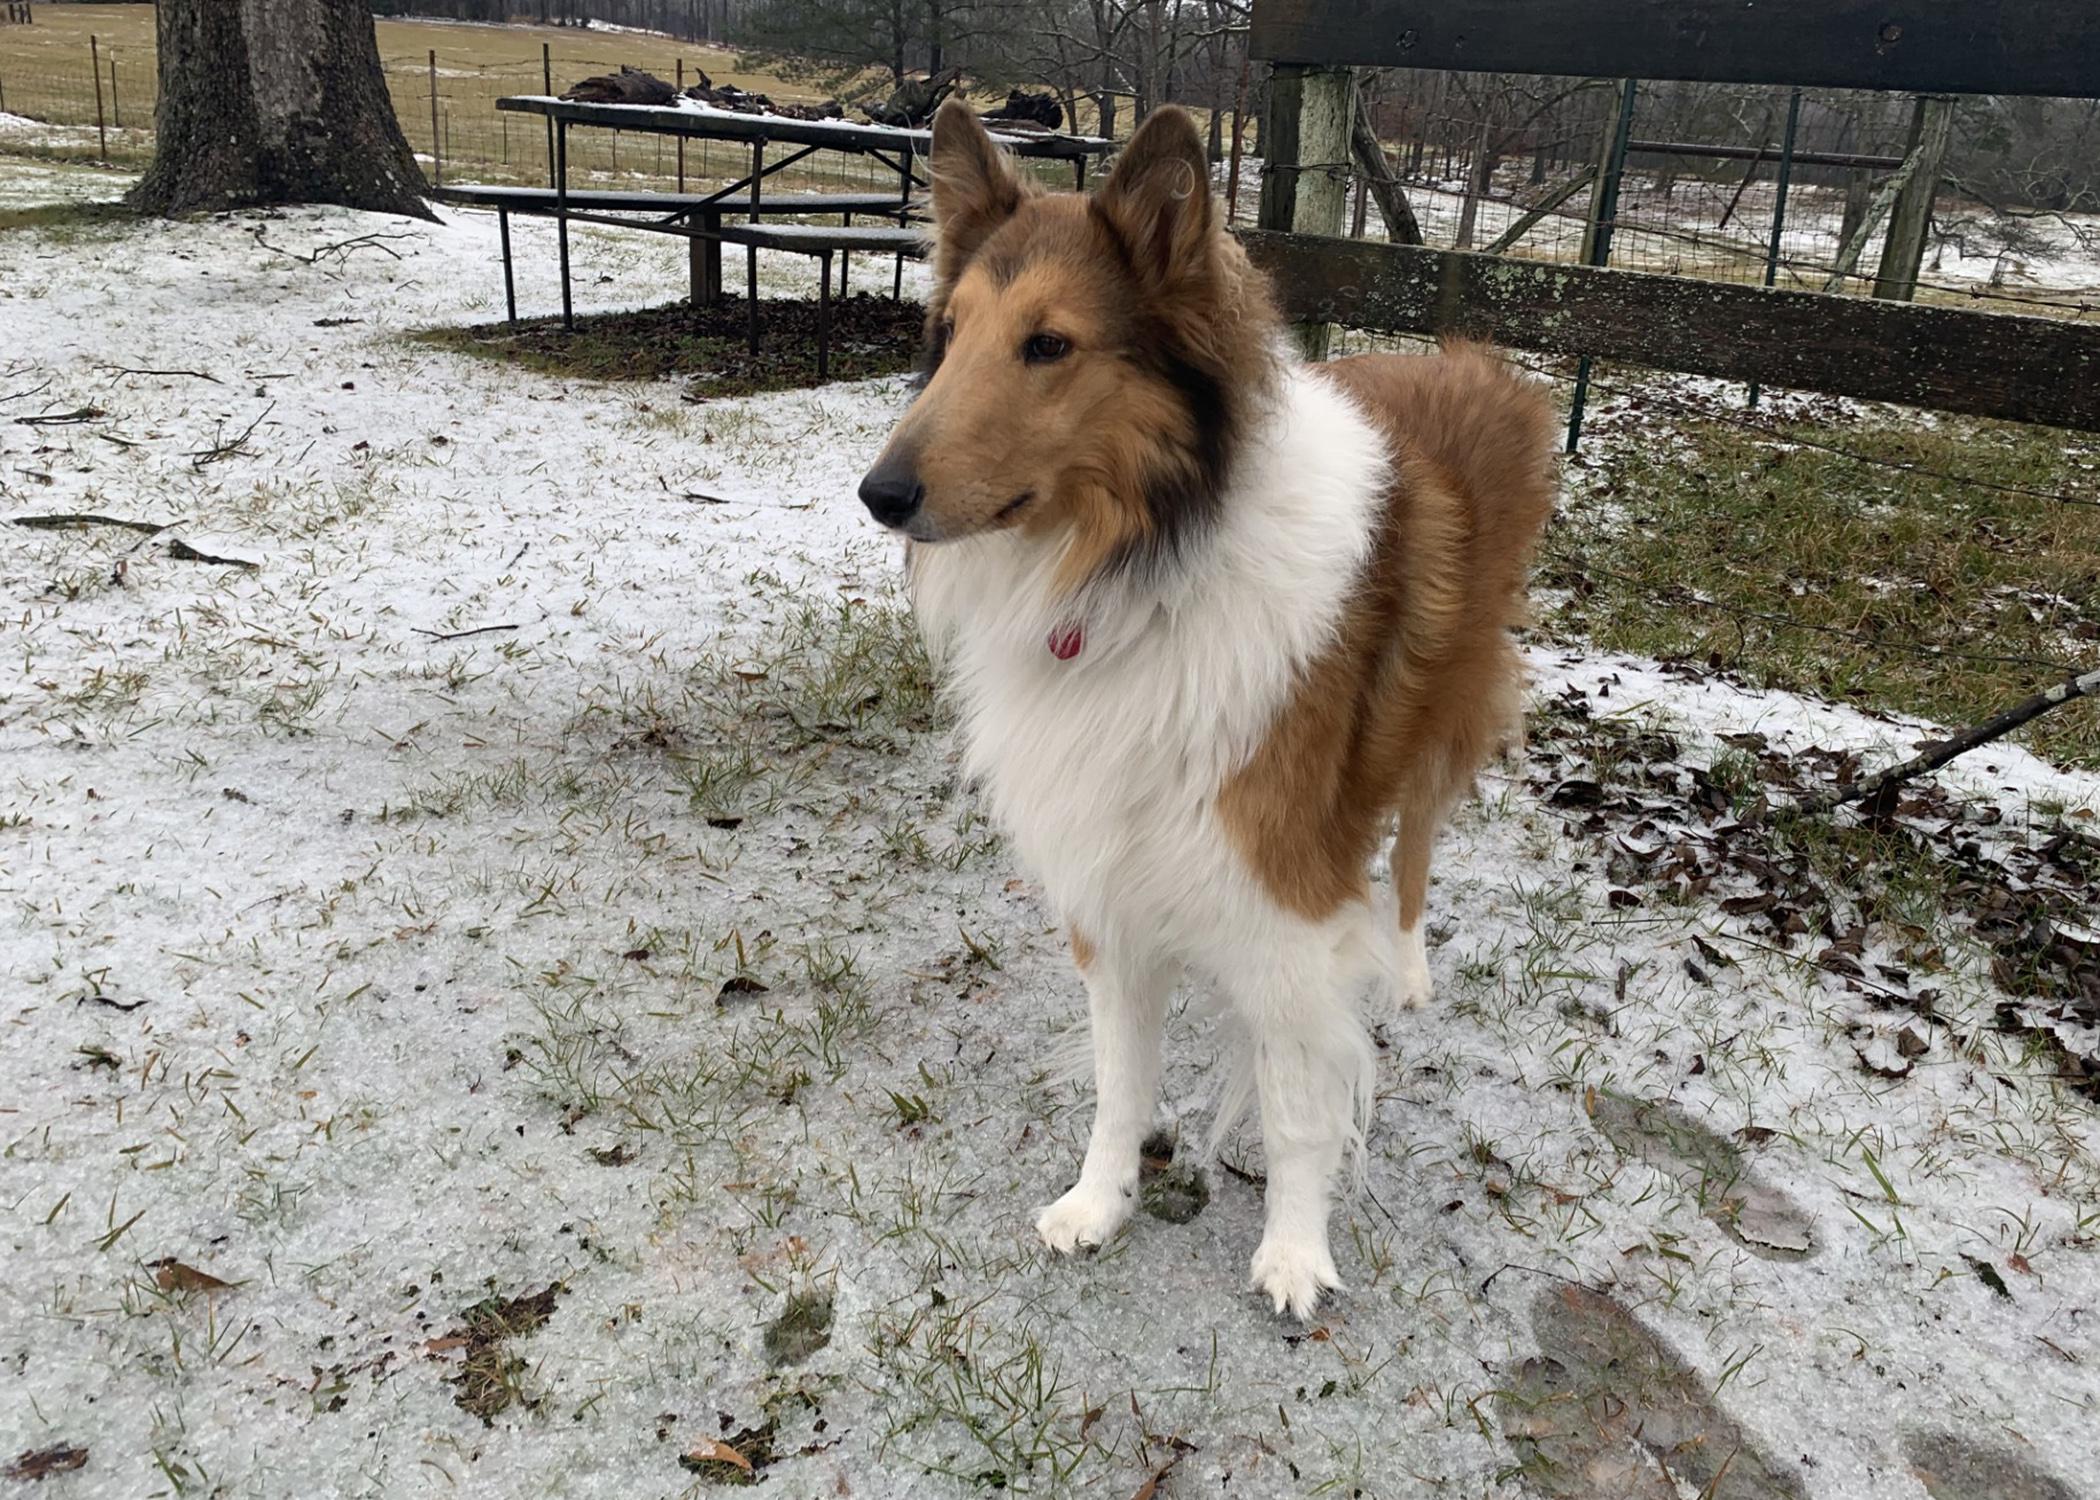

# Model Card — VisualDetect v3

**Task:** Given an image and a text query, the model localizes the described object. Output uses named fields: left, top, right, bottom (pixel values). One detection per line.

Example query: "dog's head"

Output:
left=857, top=102, right=1277, bottom=593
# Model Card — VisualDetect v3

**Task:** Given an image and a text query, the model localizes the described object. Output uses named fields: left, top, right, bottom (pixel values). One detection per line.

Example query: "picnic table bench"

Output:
left=472, top=96, right=1111, bottom=377
left=434, top=182, right=920, bottom=323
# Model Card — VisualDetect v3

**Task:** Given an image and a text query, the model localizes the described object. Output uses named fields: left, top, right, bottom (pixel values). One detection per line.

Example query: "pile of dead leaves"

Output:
left=1529, top=681, right=2099, bottom=1096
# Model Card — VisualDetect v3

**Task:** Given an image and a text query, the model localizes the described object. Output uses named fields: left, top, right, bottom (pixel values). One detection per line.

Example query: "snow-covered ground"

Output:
left=3, top=161, right=2097, bottom=1498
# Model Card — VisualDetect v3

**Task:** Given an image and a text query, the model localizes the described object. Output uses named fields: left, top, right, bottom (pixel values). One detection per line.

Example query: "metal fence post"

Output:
left=108, top=54, right=118, bottom=129
left=89, top=35, right=107, bottom=161
left=1566, top=77, right=1638, bottom=452
left=427, top=50, right=442, bottom=187
left=543, top=42, right=556, bottom=188
left=1746, top=87, right=1803, bottom=409
left=675, top=59, right=686, bottom=191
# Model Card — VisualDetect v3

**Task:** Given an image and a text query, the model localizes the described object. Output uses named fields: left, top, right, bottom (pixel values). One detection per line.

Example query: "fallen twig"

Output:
left=413, top=623, right=520, bottom=642
left=13, top=406, right=105, bottom=426
left=167, top=538, right=260, bottom=568
left=189, top=403, right=275, bottom=467
left=99, top=365, right=221, bottom=384
left=10, top=512, right=167, bottom=535
left=252, top=227, right=418, bottom=266
left=0, top=377, right=53, bottom=405
left=1796, top=666, right=2100, bottom=816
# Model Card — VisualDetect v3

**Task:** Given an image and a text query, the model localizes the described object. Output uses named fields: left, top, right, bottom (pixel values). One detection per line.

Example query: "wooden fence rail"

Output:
left=1251, top=0, right=2100, bottom=434
left=1239, top=230, right=2100, bottom=433
left=1249, top=0, right=2100, bottom=97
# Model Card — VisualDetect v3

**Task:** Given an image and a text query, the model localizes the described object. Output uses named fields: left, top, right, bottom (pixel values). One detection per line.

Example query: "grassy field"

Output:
left=0, top=6, right=1095, bottom=189
left=0, top=5, right=868, bottom=183
left=1541, top=370, right=2100, bottom=768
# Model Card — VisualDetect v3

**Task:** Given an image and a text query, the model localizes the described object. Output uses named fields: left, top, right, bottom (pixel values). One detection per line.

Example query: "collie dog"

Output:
left=858, top=102, right=1556, bottom=1316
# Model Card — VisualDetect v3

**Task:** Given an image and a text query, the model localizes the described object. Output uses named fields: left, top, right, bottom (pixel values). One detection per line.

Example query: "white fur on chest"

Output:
left=909, top=367, right=1390, bottom=958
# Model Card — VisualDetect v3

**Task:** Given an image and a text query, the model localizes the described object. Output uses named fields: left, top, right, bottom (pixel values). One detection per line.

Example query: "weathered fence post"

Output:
left=1258, top=64, right=1352, bottom=359
left=1874, top=95, right=1953, bottom=302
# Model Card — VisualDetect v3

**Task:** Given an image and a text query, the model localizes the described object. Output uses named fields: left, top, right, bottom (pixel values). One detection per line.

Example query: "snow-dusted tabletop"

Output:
left=497, top=93, right=1114, bottom=159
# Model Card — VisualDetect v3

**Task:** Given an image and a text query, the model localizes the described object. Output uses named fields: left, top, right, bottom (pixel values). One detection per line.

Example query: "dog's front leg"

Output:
left=1035, top=940, right=1175, bottom=1254
left=1239, top=944, right=1374, bottom=1319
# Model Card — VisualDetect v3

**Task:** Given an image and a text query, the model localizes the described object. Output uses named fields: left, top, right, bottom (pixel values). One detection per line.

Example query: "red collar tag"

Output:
left=1047, top=622, right=1084, bottom=661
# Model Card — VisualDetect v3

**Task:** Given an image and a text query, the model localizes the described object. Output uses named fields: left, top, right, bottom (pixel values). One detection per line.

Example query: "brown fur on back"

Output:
left=1216, top=344, right=1558, bottom=918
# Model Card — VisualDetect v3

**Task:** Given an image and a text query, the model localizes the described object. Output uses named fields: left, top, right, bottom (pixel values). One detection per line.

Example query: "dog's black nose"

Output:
left=858, top=457, right=924, bottom=529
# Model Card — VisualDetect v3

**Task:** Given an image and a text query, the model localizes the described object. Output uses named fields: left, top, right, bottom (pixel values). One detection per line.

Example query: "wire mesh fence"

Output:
left=4, top=18, right=2097, bottom=319
left=0, top=21, right=1055, bottom=198
left=1249, top=71, right=2100, bottom=333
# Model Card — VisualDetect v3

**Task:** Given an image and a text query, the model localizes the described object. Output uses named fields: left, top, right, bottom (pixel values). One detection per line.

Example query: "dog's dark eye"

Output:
left=1023, top=333, right=1070, bottom=364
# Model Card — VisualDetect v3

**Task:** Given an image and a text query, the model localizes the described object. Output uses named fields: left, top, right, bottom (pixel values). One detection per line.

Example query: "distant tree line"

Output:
left=367, top=0, right=740, bottom=41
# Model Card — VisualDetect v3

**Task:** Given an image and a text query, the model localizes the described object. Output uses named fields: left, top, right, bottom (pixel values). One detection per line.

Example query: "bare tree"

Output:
left=132, top=0, right=430, bottom=220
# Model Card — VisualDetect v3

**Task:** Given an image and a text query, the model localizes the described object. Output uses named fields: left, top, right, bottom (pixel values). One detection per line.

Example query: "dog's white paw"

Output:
left=1248, top=1233, right=1341, bottom=1320
left=1392, top=927, right=1434, bottom=1011
left=1035, top=1179, right=1133, bottom=1254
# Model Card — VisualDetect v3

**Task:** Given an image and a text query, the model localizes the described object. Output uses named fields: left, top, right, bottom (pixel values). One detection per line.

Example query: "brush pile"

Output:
left=861, top=69, right=961, bottom=127
left=980, top=89, right=1064, bottom=131
left=559, top=65, right=677, bottom=106
left=681, top=69, right=842, bottom=121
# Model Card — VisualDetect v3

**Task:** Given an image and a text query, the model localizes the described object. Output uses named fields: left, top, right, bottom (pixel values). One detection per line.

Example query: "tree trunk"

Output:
left=131, top=0, right=431, bottom=219
left=1349, top=80, right=1423, bottom=245
left=1454, top=118, right=1495, bottom=248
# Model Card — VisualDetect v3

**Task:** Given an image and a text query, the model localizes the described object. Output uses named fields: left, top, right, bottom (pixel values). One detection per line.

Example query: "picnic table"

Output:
left=471, top=96, right=1112, bottom=374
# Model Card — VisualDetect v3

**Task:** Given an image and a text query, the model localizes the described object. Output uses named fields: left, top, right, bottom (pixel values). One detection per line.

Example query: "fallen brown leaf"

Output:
left=150, top=1259, right=233, bottom=1294
left=683, top=1438, right=752, bottom=1475
left=6, top=1445, right=88, bottom=1481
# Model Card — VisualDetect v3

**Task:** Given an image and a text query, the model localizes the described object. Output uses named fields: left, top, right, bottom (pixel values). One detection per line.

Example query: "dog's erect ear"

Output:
left=1093, top=106, right=1213, bottom=280
left=931, top=99, right=1023, bottom=266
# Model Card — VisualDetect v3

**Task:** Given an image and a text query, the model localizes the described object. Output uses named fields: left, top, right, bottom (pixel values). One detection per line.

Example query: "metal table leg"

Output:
left=817, top=250, right=832, bottom=380
left=556, top=121, right=573, bottom=331
left=747, top=139, right=763, bottom=355
left=499, top=208, right=516, bottom=325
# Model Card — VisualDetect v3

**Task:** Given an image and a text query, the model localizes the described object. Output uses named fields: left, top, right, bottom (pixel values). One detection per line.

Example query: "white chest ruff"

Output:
left=909, top=368, right=1391, bottom=955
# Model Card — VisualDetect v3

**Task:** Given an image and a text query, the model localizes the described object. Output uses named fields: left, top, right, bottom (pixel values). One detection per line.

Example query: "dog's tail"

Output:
left=1401, top=340, right=1559, bottom=606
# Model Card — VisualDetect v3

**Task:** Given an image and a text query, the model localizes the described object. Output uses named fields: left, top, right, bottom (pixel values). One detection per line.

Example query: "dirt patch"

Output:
left=433, top=1282, right=566, bottom=1423
left=1903, top=1430, right=2078, bottom=1500
left=412, top=294, right=924, bottom=396
left=1138, top=1129, right=1211, bottom=1224
left=1500, top=1284, right=1804, bottom=1499
left=763, top=1290, right=835, bottom=1366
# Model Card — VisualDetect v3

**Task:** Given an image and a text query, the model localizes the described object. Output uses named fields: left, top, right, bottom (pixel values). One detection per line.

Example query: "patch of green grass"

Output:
left=0, top=200, right=140, bottom=239
left=409, top=294, right=923, bottom=394
left=1546, top=397, right=2100, bottom=766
